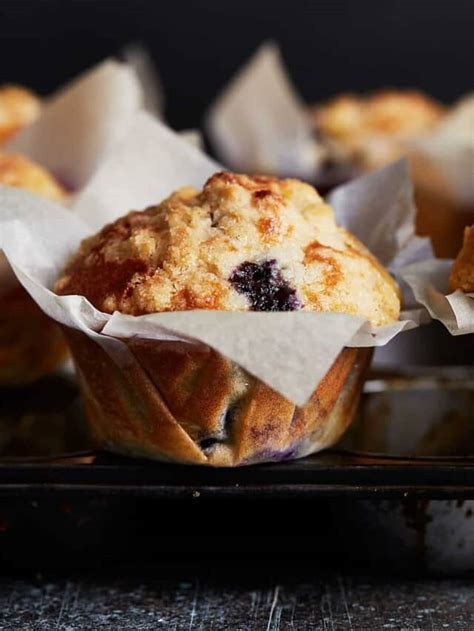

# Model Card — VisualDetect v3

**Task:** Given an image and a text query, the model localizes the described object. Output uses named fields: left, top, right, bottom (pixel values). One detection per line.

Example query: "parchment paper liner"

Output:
left=0, top=114, right=431, bottom=463
left=65, top=328, right=372, bottom=466
left=205, top=42, right=316, bottom=179
left=0, top=58, right=144, bottom=385
left=6, top=58, right=143, bottom=191
left=400, top=259, right=474, bottom=337
left=408, top=94, right=474, bottom=257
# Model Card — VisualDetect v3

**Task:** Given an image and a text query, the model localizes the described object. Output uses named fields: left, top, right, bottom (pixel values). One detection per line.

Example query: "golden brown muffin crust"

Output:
left=0, top=85, right=41, bottom=143
left=315, top=89, right=444, bottom=140
left=55, top=172, right=400, bottom=326
left=450, top=226, right=474, bottom=293
left=0, top=153, right=65, bottom=202
left=311, top=90, right=445, bottom=170
left=0, top=149, right=67, bottom=387
left=363, top=90, right=444, bottom=135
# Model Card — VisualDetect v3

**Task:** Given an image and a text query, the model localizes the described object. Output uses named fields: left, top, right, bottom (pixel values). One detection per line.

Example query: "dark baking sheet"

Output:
left=1, top=366, right=474, bottom=500
left=1, top=371, right=474, bottom=575
left=2, top=450, right=474, bottom=499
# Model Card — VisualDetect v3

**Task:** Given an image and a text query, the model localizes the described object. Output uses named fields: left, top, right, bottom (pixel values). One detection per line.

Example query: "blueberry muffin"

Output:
left=0, top=85, right=41, bottom=144
left=311, top=89, right=444, bottom=171
left=311, top=90, right=474, bottom=257
left=55, top=172, right=400, bottom=466
left=0, top=153, right=67, bottom=386
left=56, top=172, right=400, bottom=325
left=450, top=226, right=474, bottom=293
left=410, top=95, right=474, bottom=257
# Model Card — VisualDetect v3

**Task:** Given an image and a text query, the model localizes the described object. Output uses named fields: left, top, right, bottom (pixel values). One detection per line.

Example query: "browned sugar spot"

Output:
left=257, top=215, right=281, bottom=243
left=253, top=189, right=272, bottom=201
left=204, top=171, right=282, bottom=192
left=87, top=207, right=161, bottom=256
left=301, top=289, right=321, bottom=310
left=171, top=286, right=224, bottom=311
left=56, top=258, right=150, bottom=312
left=304, top=241, right=343, bottom=290
left=252, top=175, right=280, bottom=185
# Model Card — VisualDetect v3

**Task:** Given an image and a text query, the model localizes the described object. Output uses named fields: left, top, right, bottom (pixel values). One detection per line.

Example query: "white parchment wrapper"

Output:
left=0, top=113, right=430, bottom=405
left=409, top=93, right=474, bottom=206
left=73, top=112, right=220, bottom=229
left=0, top=57, right=147, bottom=302
left=207, top=43, right=473, bottom=207
left=400, top=260, right=474, bottom=336
left=0, top=58, right=145, bottom=301
left=205, top=42, right=316, bottom=179
left=392, top=95, right=474, bottom=337
left=6, top=59, right=143, bottom=191
left=119, top=44, right=205, bottom=151
left=120, top=44, right=164, bottom=119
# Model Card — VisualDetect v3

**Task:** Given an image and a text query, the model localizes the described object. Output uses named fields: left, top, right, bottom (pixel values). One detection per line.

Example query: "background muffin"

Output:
left=450, top=226, right=474, bottom=293
left=55, top=172, right=399, bottom=466
left=0, top=153, right=65, bottom=201
left=0, top=152, right=67, bottom=386
left=0, top=85, right=41, bottom=144
left=312, top=90, right=474, bottom=257
left=312, top=89, right=445, bottom=170
left=410, top=95, right=474, bottom=257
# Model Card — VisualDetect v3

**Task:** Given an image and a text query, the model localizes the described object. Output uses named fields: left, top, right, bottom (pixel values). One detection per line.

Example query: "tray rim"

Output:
left=2, top=449, right=474, bottom=498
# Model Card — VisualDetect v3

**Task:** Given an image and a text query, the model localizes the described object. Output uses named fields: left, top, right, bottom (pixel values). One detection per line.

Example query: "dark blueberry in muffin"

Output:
left=229, top=259, right=302, bottom=311
left=199, top=436, right=220, bottom=451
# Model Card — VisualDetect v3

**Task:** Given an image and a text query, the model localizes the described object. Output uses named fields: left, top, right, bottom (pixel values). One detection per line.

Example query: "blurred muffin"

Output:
left=450, top=226, right=474, bottom=293
left=0, top=153, right=64, bottom=201
left=312, top=89, right=445, bottom=170
left=0, top=152, right=67, bottom=386
left=55, top=172, right=400, bottom=466
left=411, top=94, right=474, bottom=257
left=0, top=85, right=41, bottom=144
left=0, top=286, right=69, bottom=386
left=312, top=89, right=474, bottom=257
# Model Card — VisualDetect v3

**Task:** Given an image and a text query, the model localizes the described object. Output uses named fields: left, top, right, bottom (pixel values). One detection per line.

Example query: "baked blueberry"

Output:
left=229, top=259, right=302, bottom=311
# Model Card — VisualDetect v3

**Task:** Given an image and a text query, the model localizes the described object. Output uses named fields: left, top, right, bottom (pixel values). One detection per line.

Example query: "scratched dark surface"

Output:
left=0, top=570, right=473, bottom=630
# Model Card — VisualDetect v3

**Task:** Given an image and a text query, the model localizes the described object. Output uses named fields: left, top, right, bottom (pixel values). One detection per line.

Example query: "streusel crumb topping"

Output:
left=55, top=172, right=400, bottom=325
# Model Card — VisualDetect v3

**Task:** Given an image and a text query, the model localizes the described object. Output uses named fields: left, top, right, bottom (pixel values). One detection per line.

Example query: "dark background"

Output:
left=0, top=0, right=472, bottom=130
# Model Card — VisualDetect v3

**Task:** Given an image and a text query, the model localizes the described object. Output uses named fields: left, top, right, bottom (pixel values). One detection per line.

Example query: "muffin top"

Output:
left=55, top=172, right=400, bottom=326
left=0, top=153, right=65, bottom=201
left=423, top=93, right=474, bottom=149
left=315, top=90, right=443, bottom=139
left=312, top=90, right=445, bottom=168
left=0, top=85, right=41, bottom=143
left=450, top=226, right=474, bottom=293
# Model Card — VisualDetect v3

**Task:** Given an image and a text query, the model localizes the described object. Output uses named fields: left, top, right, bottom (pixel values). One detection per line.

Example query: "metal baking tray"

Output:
left=1, top=365, right=474, bottom=574
left=1, top=365, right=473, bottom=500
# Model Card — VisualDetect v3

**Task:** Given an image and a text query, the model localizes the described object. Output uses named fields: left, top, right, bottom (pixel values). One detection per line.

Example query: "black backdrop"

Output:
left=0, top=0, right=472, bottom=130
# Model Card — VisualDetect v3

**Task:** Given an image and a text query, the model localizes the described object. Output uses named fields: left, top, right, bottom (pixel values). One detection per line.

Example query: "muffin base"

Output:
left=63, top=327, right=373, bottom=467
left=0, top=286, right=68, bottom=386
